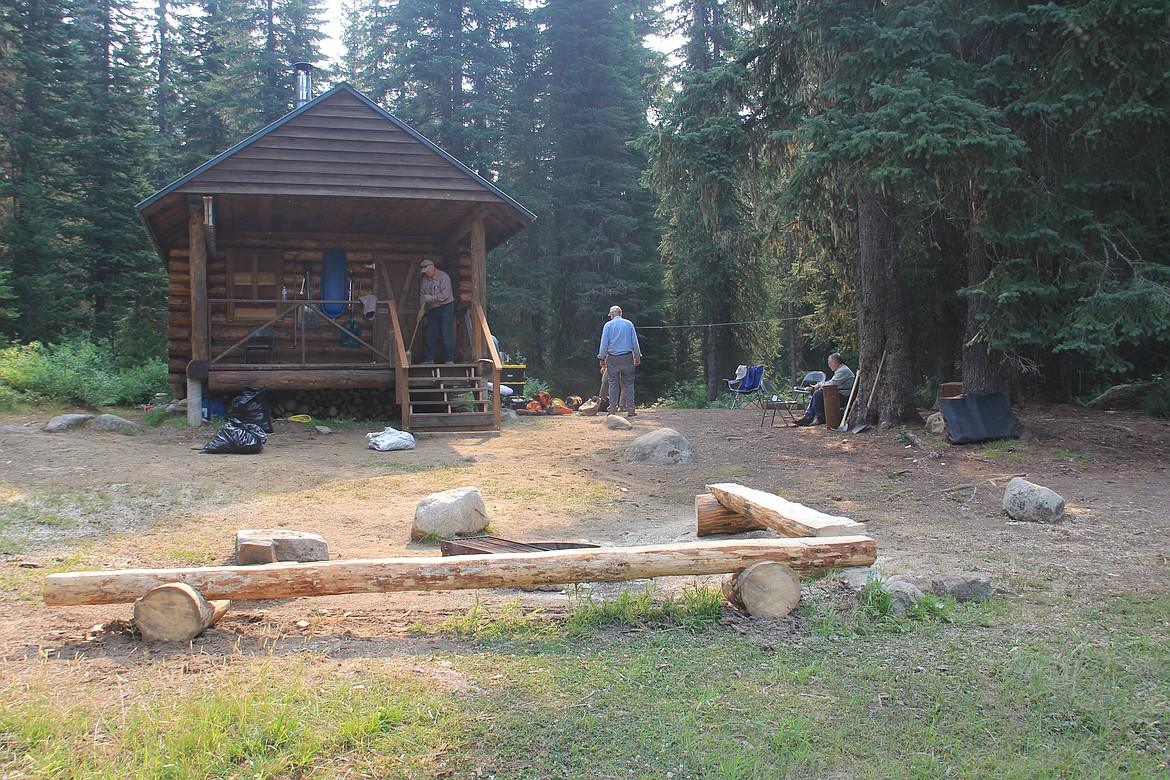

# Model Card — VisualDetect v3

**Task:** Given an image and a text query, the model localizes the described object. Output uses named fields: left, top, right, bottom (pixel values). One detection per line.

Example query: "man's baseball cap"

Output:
left=609, top=305, right=622, bottom=315
left=420, top=258, right=434, bottom=271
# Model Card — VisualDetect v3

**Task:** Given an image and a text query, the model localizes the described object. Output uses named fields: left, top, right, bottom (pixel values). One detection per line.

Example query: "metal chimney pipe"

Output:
left=294, top=62, right=313, bottom=108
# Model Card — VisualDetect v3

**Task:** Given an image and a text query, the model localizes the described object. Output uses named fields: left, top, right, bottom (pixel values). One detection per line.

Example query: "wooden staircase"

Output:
left=403, top=362, right=498, bottom=432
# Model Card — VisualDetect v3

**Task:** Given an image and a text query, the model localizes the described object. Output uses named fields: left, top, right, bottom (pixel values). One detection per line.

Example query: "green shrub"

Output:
left=523, top=374, right=551, bottom=398
left=0, top=338, right=167, bottom=407
left=1139, top=377, right=1170, bottom=419
left=653, top=381, right=713, bottom=409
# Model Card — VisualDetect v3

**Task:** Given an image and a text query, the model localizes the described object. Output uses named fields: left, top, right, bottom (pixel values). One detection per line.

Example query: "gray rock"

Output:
left=236, top=529, right=329, bottom=562
left=314, top=425, right=332, bottom=434
left=501, top=408, right=518, bottom=421
left=885, top=578, right=926, bottom=616
left=624, top=427, right=697, bottom=465
left=412, top=486, right=490, bottom=541
left=930, top=572, right=992, bottom=602
left=839, top=567, right=925, bottom=615
left=604, top=414, right=633, bottom=431
left=236, top=539, right=277, bottom=565
left=44, top=414, right=95, bottom=432
left=840, top=566, right=881, bottom=593
left=89, top=414, right=141, bottom=434
left=1002, top=477, right=1065, bottom=523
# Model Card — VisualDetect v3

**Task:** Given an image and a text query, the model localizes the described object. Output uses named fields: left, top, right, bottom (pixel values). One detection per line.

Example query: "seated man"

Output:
left=794, top=352, right=855, bottom=426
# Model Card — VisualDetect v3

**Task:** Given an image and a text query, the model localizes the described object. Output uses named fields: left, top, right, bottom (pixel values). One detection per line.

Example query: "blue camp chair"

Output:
left=725, top=364, right=766, bottom=409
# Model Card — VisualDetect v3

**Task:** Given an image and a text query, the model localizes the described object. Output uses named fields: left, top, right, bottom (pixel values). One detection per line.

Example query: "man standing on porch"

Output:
left=420, top=258, right=455, bottom=363
left=598, top=305, right=642, bottom=417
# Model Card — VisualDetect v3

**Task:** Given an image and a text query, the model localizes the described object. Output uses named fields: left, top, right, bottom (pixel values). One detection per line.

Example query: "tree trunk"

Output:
left=44, top=537, right=877, bottom=606
left=962, top=228, right=1004, bottom=394
left=855, top=188, right=921, bottom=428
left=722, top=562, right=801, bottom=617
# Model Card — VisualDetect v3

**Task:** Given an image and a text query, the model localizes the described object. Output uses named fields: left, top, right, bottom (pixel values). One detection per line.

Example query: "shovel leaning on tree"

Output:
left=835, top=371, right=861, bottom=432
left=850, top=350, right=887, bottom=433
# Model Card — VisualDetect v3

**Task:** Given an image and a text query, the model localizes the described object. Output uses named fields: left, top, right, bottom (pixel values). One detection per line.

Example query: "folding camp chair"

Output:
left=765, top=370, right=826, bottom=426
left=725, top=364, right=766, bottom=409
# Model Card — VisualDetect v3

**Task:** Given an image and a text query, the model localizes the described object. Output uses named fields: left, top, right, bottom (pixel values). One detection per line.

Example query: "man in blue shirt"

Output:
left=598, top=305, right=642, bottom=417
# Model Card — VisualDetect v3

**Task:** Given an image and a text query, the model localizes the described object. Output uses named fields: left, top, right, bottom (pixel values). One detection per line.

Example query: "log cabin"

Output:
left=137, top=74, right=535, bottom=433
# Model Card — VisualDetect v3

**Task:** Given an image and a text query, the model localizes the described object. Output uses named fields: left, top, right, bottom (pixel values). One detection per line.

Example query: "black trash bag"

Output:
left=200, top=419, right=268, bottom=454
left=227, top=385, right=274, bottom=433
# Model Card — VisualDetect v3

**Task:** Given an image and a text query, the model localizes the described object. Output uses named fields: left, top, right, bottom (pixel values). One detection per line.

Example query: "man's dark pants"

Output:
left=425, top=301, right=455, bottom=363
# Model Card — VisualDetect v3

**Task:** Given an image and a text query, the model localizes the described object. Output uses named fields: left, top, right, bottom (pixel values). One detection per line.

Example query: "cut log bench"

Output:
left=43, top=483, right=878, bottom=640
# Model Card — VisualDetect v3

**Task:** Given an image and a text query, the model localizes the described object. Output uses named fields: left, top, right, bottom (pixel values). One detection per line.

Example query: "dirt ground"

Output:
left=1, top=403, right=1168, bottom=671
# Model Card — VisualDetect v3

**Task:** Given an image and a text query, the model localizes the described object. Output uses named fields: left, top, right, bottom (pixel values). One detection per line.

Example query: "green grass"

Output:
left=1, top=593, right=1167, bottom=777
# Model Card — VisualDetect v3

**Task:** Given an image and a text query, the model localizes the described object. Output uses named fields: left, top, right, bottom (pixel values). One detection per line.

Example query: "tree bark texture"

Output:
left=855, top=188, right=921, bottom=428
left=44, top=537, right=877, bottom=606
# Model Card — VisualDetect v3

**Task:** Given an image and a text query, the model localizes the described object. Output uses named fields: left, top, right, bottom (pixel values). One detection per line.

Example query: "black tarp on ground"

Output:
left=938, top=392, right=1020, bottom=444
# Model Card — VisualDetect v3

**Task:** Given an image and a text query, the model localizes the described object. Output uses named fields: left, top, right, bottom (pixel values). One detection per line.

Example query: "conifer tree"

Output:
left=645, top=0, right=761, bottom=399
left=519, top=0, right=666, bottom=392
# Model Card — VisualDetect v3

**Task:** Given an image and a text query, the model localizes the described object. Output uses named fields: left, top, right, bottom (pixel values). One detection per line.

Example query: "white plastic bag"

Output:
left=366, top=426, right=416, bottom=451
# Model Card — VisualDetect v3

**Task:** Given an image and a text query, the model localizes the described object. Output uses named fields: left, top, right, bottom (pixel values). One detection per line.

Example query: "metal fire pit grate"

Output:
left=439, top=536, right=600, bottom=556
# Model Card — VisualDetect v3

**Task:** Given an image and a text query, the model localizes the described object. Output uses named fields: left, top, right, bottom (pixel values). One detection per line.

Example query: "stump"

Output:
left=722, top=561, right=801, bottom=618
left=132, top=582, right=230, bottom=642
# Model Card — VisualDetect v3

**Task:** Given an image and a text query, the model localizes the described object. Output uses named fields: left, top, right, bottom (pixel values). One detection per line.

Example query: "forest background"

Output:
left=2, top=0, right=1169, bottom=426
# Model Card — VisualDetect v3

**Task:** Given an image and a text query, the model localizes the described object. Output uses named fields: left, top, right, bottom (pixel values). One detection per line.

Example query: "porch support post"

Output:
left=187, top=196, right=210, bottom=426
left=470, top=215, right=486, bottom=352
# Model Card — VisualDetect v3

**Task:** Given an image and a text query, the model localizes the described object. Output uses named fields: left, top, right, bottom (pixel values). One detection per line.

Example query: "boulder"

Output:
left=412, top=486, right=490, bottom=541
left=624, top=427, right=697, bottom=465
left=236, top=539, right=278, bottom=565
left=1085, top=381, right=1161, bottom=410
left=839, top=567, right=924, bottom=616
left=930, top=572, right=992, bottom=602
left=1002, top=477, right=1065, bottom=523
left=44, top=414, right=95, bottom=432
left=604, top=414, right=633, bottom=431
left=236, top=529, right=329, bottom=562
left=89, top=414, right=142, bottom=434
left=314, top=425, right=332, bottom=434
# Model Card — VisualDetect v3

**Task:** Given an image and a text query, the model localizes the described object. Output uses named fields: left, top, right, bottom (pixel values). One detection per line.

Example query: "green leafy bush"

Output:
left=0, top=338, right=167, bottom=407
left=1140, top=377, right=1170, bottom=419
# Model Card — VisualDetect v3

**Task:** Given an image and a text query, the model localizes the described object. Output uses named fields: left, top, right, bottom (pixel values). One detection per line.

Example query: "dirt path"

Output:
left=2, top=405, right=1168, bottom=670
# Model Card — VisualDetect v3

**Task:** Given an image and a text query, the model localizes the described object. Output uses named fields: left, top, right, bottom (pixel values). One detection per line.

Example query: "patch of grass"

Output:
left=1051, top=447, right=1092, bottom=464
left=0, top=655, right=463, bottom=779
left=979, top=440, right=1036, bottom=463
left=2, top=593, right=1166, bottom=778
left=564, top=583, right=723, bottom=633
left=0, top=482, right=236, bottom=557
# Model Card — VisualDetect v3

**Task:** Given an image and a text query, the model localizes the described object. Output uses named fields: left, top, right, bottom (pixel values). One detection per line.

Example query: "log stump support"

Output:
left=722, top=562, right=801, bottom=618
left=132, top=582, right=230, bottom=642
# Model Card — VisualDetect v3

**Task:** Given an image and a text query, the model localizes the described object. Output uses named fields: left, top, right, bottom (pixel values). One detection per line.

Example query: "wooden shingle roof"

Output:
left=138, top=84, right=535, bottom=254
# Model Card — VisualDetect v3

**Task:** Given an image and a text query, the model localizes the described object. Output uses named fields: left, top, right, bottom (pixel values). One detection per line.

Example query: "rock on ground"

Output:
left=89, top=414, right=142, bottom=434
left=44, top=414, right=95, bottom=432
left=236, top=529, right=329, bottom=562
left=1002, top=477, right=1065, bottom=523
left=412, top=486, right=490, bottom=541
left=604, top=415, right=633, bottom=430
left=624, top=427, right=697, bottom=464
left=930, top=572, right=992, bottom=602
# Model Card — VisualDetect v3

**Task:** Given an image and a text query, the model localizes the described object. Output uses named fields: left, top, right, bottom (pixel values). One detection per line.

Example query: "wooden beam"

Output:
left=187, top=196, right=209, bottom=363
left=706, top=483, right=867, bottom=537
left=695, top=493, right=767, bottom=536
left=43, top=537, right=877, bottom=606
